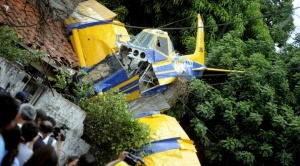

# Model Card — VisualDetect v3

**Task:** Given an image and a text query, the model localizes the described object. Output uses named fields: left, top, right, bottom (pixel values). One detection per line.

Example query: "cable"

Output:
left=52, top=0, right=300, bottom=30
left=177, top=98, right=221, bottom=141
left=158, top=16, right=194, bottom=28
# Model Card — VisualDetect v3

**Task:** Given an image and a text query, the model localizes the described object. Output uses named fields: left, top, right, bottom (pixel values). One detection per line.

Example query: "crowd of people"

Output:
left=0, top=91, right=128, bottom=166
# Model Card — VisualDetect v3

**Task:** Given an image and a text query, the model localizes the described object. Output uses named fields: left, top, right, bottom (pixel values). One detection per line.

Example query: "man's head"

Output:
left=39, top=120, right=53, bottom=134
left=35, top=108, right=47, bottom=126
left=43, top=116, right=56, bottom=127
left=21, top=121, right=38, bottom=142
left=0, top=92, right=18, bottom=131
left=18, top=103, right=36, bottom=123
left=15, top=91, right=27, bottom=103
left=78, top=153, right=95, bottom=166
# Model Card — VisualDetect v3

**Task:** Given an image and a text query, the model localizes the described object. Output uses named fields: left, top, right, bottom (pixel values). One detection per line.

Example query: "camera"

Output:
left=51, top=124, right=70, bottom=141
left=123, top=149, right=145, bottom=166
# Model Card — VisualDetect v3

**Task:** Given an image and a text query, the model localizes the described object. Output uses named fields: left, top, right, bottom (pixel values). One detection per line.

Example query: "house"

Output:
left=0, top=0, right=81, bottom=102
left=0, top=0, right=90, bottom=163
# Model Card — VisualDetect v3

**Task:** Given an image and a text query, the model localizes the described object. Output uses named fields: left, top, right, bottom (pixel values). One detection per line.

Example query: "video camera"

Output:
left=124, top=148, right=145, bottom=166
left=52, top=124, right=70, bottom=141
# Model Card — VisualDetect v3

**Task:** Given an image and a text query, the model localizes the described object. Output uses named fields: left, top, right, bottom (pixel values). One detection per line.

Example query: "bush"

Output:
left=79, top=92, right=150, bottom=165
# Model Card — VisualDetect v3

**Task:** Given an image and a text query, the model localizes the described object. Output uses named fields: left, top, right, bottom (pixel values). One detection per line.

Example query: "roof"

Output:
left=0, top=0, right=79, bottom=67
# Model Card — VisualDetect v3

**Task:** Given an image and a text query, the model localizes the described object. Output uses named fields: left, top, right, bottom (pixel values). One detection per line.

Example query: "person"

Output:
left=77, top=153, right=95, bottom=166
left=32, top=108, right=47, bottom=151
left=1, top=125, right=21, bottom=166
left=34, top=108, right=47, bottom=126
left=64, top=156, right=79, bottom=166
left=105, top=151, right=128, bottom=166
left=43, top=116, right=56, bottom=127
left=14, top=91, right=27, bottom=109
left=23, top=145, right=58, bottom=166
left=17, top=121, right=39, bottom=166
left=0, top=93, right=19, bottom=165
left=39, top=121, right=56, bottom=148
left=16, top=104, right=36, bottom=128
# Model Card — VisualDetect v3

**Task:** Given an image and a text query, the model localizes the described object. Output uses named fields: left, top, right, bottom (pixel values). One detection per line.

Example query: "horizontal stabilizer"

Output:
left=205, top=67, right=244, bottom=73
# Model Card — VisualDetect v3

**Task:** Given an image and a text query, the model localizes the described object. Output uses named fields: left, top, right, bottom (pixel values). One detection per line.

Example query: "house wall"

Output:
left=0, top=58, right=29, bottom=96
left=0, top=57, right=90, bottom=164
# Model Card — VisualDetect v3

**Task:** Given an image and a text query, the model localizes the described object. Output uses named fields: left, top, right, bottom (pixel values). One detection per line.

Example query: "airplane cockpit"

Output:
left=116, top=29, right=177, bottom=94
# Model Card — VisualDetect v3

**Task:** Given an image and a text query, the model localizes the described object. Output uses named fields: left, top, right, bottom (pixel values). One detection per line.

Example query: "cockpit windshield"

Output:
left=129, top=31, right=155, bottom=49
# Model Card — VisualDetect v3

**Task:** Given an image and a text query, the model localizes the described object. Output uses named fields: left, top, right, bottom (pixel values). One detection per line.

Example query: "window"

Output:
left=155, top=37, right=168, bottom=55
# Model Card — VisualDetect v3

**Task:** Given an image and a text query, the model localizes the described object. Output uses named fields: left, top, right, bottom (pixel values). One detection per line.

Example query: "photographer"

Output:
left=39, top=120, right=64, bottom=157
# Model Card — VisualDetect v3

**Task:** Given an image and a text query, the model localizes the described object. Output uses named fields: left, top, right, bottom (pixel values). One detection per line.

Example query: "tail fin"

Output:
left=194, top=14, right=205, bottom=65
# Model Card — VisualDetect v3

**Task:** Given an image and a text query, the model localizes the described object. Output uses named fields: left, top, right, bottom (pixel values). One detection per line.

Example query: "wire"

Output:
left=177, top=98, right=221, bottom=141
left=158, top=16, right=194, bottom=28
left=52, top=0, right=300, bottom=30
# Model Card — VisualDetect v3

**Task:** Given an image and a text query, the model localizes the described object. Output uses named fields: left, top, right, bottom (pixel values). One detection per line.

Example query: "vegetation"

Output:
left=0, top=25, right=41, bottom=66
left=50, top=70, right=150, bottom=165
left=2, top=0, right=300, bottom=165
left=79, top=92, right=150, bottom=165
left=99, top=0, right=300, bottom=165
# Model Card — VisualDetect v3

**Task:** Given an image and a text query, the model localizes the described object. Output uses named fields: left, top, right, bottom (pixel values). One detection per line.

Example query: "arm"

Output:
left=105, top=151, right=127, bottom=166
left=56, top=133, right=63, bottom=157
left=28, top=135, right=39, bottom=150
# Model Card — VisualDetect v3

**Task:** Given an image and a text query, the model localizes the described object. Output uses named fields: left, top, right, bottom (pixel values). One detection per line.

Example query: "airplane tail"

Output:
left=195, top=14, right=205, bottom=65
left=183, top=14, right=205, bottom=65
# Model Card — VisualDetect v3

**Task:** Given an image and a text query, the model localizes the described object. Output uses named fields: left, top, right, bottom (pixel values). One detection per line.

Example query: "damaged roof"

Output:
left=0, top=0, right=79, bottom=67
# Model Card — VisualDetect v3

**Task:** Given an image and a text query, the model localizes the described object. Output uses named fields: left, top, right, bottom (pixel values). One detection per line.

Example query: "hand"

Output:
left=31, top=134, right=39, bottom=143
left=118, top=151, right=128, bottom=161
left=57, top=133, right=61, bottom=142
left=28, top=134, right=39, bottom=149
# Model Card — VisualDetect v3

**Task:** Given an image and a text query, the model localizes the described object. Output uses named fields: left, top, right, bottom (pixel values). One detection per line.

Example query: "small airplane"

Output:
left=65, top=0, right=241, bottom=112
left=115, top=14, right=205, bottom=97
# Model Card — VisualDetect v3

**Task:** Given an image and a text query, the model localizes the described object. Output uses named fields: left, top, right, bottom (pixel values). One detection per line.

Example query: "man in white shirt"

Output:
left=17, top=121, right=39, bottom=166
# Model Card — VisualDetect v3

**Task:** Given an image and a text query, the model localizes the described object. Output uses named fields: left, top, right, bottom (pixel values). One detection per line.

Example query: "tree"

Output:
left=169, top=7, right=299, bottom=166
left=96, top=0, right=299, bottom=165
left=99, top=0, right=293, bottom=54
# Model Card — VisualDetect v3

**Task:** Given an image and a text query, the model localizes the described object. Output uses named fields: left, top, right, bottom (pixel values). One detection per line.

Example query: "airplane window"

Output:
left=169, top=39, right=175, bottom=54
left=155, top=37, right=168, bottom=55
left=129, top=31, right=155, bottom=48
left=82, top=55, right=124, bottom=84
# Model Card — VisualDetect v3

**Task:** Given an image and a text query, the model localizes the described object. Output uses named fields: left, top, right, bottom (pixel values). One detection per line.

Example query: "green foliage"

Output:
left=0, top=25, right=41, bottom=66
left=79, top=92, right=150, bottom=165
left=163, top=1, right=298, bottom=163
left=50, top=70, right=150, bottom=165
left=69, top=0, right=299, bottom=165
left=48, top=69, right=94, bottom=102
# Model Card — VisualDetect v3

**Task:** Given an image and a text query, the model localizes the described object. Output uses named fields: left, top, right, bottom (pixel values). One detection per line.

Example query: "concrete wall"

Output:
left=0, top=58, right=29, bottom=96
left=34, top=89, right=90, bottom=164
left=0, top=57, right=90, bottom=164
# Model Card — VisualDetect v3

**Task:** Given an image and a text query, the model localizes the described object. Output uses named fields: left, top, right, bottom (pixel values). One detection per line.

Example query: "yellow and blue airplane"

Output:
left=115, top=13, right=205, bottom=97
left=115, top=111, right=201, bottom=166
left=65, top=0, right=209, bottom=102
left=65, top=0, right=242, bottom=105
